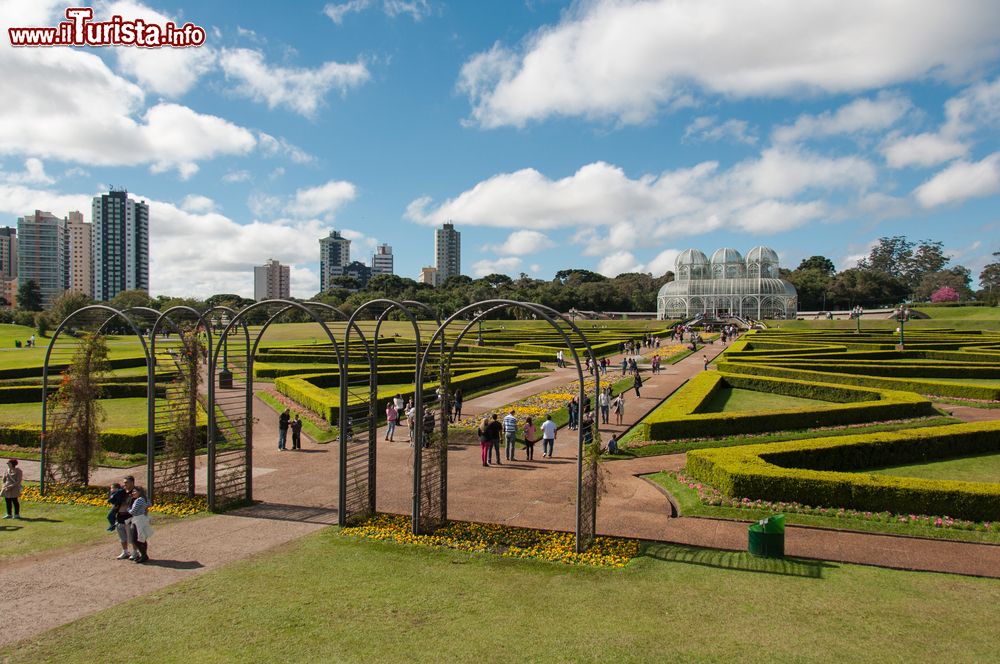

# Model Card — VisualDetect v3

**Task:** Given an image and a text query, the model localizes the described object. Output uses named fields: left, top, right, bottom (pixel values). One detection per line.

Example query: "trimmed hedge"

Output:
left=0, top=381, right=156, bottom=404
left=0, top=355, right=147, bottom=381
left=635, top=372, right=935, bottom=441
left=1, top=423, right=208, bottom=454
left=685, top=421, right=1000, bottom=522
left=718, top=360, right=1000, bottom=401
left=275, top=365, right=520, bottom=423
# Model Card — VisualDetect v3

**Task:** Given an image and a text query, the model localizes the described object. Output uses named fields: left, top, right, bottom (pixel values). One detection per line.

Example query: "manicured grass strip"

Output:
left=699, top=386, right=828, bottom=412
left=7, top=528, right=1000, bottom=663
left=0, top=502, right=119, bottom=561
left=864, top=452, right=1000, bottom=484
left=648, top=471, right=1000, bottom=545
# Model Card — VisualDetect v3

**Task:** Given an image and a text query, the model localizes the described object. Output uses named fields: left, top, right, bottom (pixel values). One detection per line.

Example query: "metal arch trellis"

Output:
left=341, top=299, right=425, bottom=527
left=40, top=305, right=152, bottom=495
left=416, top=299, right=601, bottom=552
left=208, top=299, right=345, bottom=511
left=148, top=306, right=213, bottom=503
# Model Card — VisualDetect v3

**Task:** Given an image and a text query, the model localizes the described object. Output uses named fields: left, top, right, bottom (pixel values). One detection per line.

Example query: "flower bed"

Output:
left=341, top=513, right=640, bottom=568
left=21, top=484, right=206, bottom=517
left=453, top=377, right=602, bottom=428
left=669, top=471, right=997, bottom=533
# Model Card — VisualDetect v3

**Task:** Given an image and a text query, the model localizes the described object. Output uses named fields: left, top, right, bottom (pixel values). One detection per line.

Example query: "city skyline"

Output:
left=0, top=2, right=998, bottom=298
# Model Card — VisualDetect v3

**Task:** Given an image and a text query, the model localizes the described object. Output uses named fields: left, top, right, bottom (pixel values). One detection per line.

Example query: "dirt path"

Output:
left=7, top=339, right=1000, bottom=649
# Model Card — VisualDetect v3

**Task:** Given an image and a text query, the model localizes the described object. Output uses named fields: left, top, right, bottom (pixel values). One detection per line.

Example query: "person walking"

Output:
left=2, top=459, right=23, bottom=520
left=633, top=372, right=643, bottom=398
left=452, top=388, right=463, bottom=422
left=703, top=355, right=709, bottom=371
left=523, top=416, right=537, bottom=461
left=568, top=396, right=578, bottom=431
left=621, top=357, right=628, bottom=375
left=393, top=394, right=405, bottom=422
left=385, top=401, right=398, bottom=442
left=128, top=486, right=152, bottom=563
left=278, top=409, right=290, bottom=450
left=290, top=414, right=303, bottom=450
left=502, top=409, right=518, bottom=461
left=485, top=414, right=502, bottom=465
left=541, top=414, right=557, bottom=458
left=406, top=402, right=416, bottom=444
left=478, top=417, right=491, bottom=466
left=599, top=388, right=610, bottom=424
left=613, top=393, right=625, bottom=425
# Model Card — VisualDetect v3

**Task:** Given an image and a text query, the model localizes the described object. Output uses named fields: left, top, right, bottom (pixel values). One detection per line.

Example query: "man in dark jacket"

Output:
left=278, top=409, right=290, bottom=450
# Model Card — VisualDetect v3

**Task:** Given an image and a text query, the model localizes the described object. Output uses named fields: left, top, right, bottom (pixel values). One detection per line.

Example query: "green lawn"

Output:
left=5, top=528, right=999, bottom=662
left=863, top=452, right=1000, bottom=484
left=699, top=386, right=828, bottom=413
left=1, top=501, right=124, bottom=561
left=0, top=397, right=164, bottom=427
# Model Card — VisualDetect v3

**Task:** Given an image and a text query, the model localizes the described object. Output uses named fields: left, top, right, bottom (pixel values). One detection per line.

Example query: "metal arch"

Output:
left=41, top=304, right=152, bottom=495
left=148, top=306, right=214, bottom=503
left=343, top=298, right=425, bottom=527
left=211, top=299, right=347, bottom=507
left=417, top=299, right=598, bottom=552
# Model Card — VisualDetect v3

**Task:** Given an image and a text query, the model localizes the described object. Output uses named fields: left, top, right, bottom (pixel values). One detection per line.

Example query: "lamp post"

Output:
left=475, top=310, right=484, bottom=346
left=850, top=305, right=863, bottom=334
left=218, top=314, right=233, bottom=388
left=893, top=305, right=909, bottom=350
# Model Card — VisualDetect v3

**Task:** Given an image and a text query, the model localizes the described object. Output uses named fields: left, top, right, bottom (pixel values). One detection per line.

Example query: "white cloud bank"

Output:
left=459, top=0, right=1000, bottom=128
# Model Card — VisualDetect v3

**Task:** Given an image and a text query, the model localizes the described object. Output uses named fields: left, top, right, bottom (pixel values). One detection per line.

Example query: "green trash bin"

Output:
left=748, top=514, right=785, bottom=558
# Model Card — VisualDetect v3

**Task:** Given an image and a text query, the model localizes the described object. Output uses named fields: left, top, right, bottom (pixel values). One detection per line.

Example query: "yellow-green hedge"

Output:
left=685, top=421, right=1000, bottom=522
left=636, top=372, right=935, bottom=441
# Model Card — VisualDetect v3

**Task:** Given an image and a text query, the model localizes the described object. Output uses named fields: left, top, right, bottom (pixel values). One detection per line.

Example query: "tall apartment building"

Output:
left=319, top=230, right=351, bottom=291
left=92, top=189, right=149, bottom=301
left=434, top=222, right=461, bottom=285
left=65, top=211, right=92, bottom=297
left=17, top=210, right=67, bottom=309
left=254, top=258, right=290, bottom=301
left=0, top=227, right=17, bottom=281
left=371, top=243, right=394, bottom=275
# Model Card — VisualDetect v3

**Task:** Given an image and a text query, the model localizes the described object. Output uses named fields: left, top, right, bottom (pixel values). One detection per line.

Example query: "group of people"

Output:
left=107, top=474, right=153, bottom=564
left=384, top=389, right=463, bottom=446
left=277, top=409, right=304, bottom=450
left=596, top=387, right=626, bottom=424
left=621, top=336, right=661, bottom=355
left=621, top=357, right=640, bottom=375
left=477, top=411, right=557, bottom=465
left=13, top=334, right=35, bottom=349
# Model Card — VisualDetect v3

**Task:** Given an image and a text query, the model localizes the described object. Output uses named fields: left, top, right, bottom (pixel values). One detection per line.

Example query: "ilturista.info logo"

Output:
left=8, top=7, right=206, bottom=48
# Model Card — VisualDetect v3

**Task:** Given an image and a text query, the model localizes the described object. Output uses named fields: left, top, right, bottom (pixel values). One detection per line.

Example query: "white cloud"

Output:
left=219, top=48, right=370, bottom=117
left=646, top=249, right=681, bottom=277
left=180, top=194, right=216, bottom=213
left=487, top=230, right=555, bottom=256
left=258, top=132, right=315, bottom=164
left=103, top=1, right=216, bottom=97
left=882, top=132, right=969, bottom=168
left=473, top=256, right=522, bottom=277
left=597, top=251, right=643, bottom=277
left=914, top=153, right=1000, bottom=208
left=459, top=0, right=1000, bottom=128
left=324, top=0, right=431, bottom=23
left=772, top=93, right=911, bottom=143
left=683, top=116, right=756, bottom=145
left=289, top=180, right=357, bottom=218
left=223, top=170, right=252, bottom=183
left=407, top=149, right=875, bottom=247
left=1, top=158, right=54, bottom=185
left=0, top=33, right=256, bottom=176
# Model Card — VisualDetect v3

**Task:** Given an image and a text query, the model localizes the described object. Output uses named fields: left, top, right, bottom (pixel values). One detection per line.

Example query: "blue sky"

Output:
left=1, top=0, right=999, bottom=297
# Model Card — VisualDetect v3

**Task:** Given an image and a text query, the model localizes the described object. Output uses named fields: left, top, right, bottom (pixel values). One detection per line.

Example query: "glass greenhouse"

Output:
left=656, top=246, right=798, bottom=320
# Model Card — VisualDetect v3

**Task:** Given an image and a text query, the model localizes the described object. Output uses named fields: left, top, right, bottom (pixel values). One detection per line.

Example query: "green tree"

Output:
left=913, top=267, right=973, bottom=302
left=49, top=291, right=95, bottom=327
left=979, top=252, right=1000, bottom=303
left=46, top=333, right=109, bottom=486
left=109, top=289, right=156, bottom=311
left=795, top=256, right=836, bottom=275
left=829, top=268, right=908, bottom=308
left=17, top=279, right=42, bottom=311
left=858, top=236, right=914, bottom=280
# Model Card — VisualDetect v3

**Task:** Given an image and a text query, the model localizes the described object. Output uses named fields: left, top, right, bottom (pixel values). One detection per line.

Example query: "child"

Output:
left=107, top=482, right=125, bottom=532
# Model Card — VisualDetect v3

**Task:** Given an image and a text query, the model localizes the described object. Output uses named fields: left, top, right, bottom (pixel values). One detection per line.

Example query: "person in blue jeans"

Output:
left=485, top=414, right=502, bottom=465
left=502, top=409, right=518, bottom=461
left=278, top=409, right=290, bottom=450
left=106, top=482, right=126, bottom=531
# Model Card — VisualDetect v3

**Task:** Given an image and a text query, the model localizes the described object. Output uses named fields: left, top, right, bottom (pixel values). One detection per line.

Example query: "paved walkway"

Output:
left=6, top=338, right=1000, bottom=648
